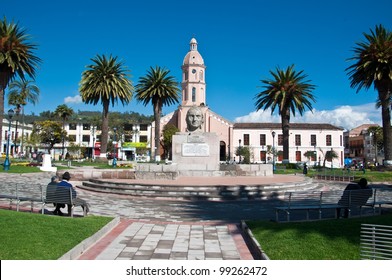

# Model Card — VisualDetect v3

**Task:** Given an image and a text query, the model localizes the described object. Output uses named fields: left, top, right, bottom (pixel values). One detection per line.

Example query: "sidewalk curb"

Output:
left=240, top=220, right=270, bottom=260
left=59, top=216, right=121, bottom=260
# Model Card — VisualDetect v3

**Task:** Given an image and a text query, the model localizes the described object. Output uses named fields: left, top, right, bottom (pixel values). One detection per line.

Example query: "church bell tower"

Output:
left=181, top=38, right=206, bottom=107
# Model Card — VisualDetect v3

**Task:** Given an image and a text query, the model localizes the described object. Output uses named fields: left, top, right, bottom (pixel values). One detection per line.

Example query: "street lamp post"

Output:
left=112, top=127, right=117, bottom=167
left=238, top=139, right=242, bottom=164
left=272, top=131, right=276, bottom=173
left=91, top=126, right=96, bottom=160
left=3, top=109, right=15, bottom=171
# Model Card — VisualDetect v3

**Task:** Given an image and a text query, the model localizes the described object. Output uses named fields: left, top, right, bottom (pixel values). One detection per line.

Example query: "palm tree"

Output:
left=0, top=17, right=41, bottom=144
left=255, top=65, right=316, bottom=162
left=346, top=24, right=392, bottom=166
left=7, top=79, right=40, bottom=155
left=367, top=125, right=383, bottom=165
left=54, top=104, right=74, bottom=159
left=135, top=66, right=180, bottom=161
left=79, top=54, right=133, bottom=159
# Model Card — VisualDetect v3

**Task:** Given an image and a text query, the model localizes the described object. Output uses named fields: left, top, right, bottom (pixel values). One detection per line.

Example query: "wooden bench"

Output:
left=361, top=224, right=392, bottom=260
left=275, top=191, right=344, bottom=222
left=275, top=189, right=375, bottom=222
left=0, top=185, right=44, bottom=213
left=337, top=188, right=374, bottom=218
left=44, top=184, right=88, bottom=217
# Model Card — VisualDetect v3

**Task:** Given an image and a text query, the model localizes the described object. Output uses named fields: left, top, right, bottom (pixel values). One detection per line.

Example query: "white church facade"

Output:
left=152, top=38, right=345, bottom=167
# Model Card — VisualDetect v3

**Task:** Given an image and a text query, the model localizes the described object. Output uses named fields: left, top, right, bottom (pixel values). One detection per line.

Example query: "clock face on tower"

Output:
left=192, top=69, right=196, bottom=74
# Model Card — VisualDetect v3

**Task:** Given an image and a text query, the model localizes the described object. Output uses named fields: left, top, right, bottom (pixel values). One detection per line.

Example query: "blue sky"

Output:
left=3, top=0, right=392, bottom=130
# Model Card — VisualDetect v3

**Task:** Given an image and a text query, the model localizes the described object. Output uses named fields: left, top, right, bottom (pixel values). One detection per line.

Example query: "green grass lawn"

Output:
left=247, top=213, right=392, bottom=260
left=0, top=209, right=113, bottom=260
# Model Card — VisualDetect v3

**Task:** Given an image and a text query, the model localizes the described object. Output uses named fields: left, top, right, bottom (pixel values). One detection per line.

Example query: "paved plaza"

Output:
left=3, top=171, right=381, bottom=260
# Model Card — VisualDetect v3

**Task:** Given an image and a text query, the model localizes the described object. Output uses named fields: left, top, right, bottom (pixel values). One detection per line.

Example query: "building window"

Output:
left=68, top=135, right=76, bottom=142
left=140, top=124, right=148, bottom=131
left=83, top=124, right=90, bottom=130
left=82, top=135, right=90, bottom=142
left=259, top=134, right=266, bottom=146
left=69, top=123, right=77, bottom=130
left=244, top=134, right=250, bottom=146
left=124, top=135, right=133, bottom=142
left=140, top=135, right=148, bottom=143
left=326, top=135, right=332, bottom=146
left=278, top=134, right=283, bottom=146
left=192, top=87, right=196, bottom=102
left=124, top=123, right=133, bottom=131
left=310, top=134, right=317, bottom=146
left=200, top=70, right=203, bottom=81
left=295, top=134, right=301, bottom=146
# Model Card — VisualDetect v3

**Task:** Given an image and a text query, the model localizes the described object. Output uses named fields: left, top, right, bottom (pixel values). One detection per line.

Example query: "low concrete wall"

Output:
left=134, top=163, right=273, bottom=179
left=56, top=168, right=135, bottom=181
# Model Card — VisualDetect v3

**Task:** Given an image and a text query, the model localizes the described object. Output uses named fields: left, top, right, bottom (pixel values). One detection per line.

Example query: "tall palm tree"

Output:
left=346, top=24, right=392, bottom=166
left=54, top=104, right=74, bottom=159
left=79, top=54, right=133, bottom=159
left=0, top=17, right=41, bottom=144
left=254, top=65, right=316, bottom=162
left=7, top=79, right=40, bottom=155
left=135, top=66, right=180, bottom=161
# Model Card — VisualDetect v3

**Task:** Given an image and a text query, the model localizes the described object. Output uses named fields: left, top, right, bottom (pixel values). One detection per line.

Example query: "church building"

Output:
left=152, top=38, right=345, bottom=167
left=153, top=38, right=234, bottom=161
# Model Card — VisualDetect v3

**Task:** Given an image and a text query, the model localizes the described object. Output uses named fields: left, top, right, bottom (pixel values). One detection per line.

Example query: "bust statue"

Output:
left=186, top=106, right=204, bottom=132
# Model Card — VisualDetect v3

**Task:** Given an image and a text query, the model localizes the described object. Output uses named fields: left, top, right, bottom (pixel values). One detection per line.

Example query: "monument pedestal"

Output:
left=40, top=154, right=57, bottom=172
left=172, top=132, right=220, bottom=171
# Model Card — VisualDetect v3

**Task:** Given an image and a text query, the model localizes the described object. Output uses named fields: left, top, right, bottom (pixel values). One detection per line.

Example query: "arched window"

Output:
left=200, top=70, right=203, bottom=81
left=192, top=87, right=196, bottom=102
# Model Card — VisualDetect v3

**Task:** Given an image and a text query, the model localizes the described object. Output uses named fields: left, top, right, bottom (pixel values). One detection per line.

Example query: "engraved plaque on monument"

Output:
left=182, top=143, right=209, bottom=157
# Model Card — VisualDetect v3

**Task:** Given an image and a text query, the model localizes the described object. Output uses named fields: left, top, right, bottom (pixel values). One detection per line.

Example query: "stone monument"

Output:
left=172, top=106, right=220, bottom=173
left=40, top=153, right=57, bottom=172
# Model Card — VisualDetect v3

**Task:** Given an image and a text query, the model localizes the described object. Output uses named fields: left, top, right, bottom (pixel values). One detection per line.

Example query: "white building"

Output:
left=1, top=117, right=33, bottom=158
left=53, top=121, right=151, bottom=161
left=234, top=123, right=345, bottom=167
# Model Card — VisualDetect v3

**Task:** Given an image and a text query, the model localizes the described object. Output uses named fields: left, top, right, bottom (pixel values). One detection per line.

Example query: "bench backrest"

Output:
left=338, top=189, right=373, bottom=207
left=374, top=188, right=392, bottom=202
left=283, top=191, right=322, bottom=207
left=45, top=184, right=75, bottom=205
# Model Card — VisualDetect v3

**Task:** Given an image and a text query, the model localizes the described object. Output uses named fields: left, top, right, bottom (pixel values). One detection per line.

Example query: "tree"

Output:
left=33, top=120, right=63, bottom=153
left=79, top=54, right=133, bottom=159
left=161, top=124, right=179, bottom=160
left=7, top=79, right=40, bottom=109
left=346, top=24, right=392, bottom=166
left=54, top=104, right=74, bottom=158
left=0, top=17, right=41, bottom=144
left=235, top=146, right=252, bottom=164
left=321, top=149, right=339, bottom=168
left=255, top=65, right=316, bottom=162
left=367, top=125, right=383, bottom=164
left=304, top=150, right=316, bottom=163
left=135, top=66, right=180, bottom=161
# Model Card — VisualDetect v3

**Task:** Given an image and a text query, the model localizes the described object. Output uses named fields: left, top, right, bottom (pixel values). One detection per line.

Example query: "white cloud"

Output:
left=234, top=103, right=382, bottom=130
left=64, top=95, right=83, bottom=104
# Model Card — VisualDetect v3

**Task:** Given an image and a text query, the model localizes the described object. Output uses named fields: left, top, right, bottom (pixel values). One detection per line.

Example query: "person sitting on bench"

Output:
left=337, top=178, right=372, bottom=218
left=54, top=172, right=90, bottom=216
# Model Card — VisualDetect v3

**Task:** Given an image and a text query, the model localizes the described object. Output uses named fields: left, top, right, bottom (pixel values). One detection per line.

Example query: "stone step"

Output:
left=76, top=177, right=320, bottom=201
